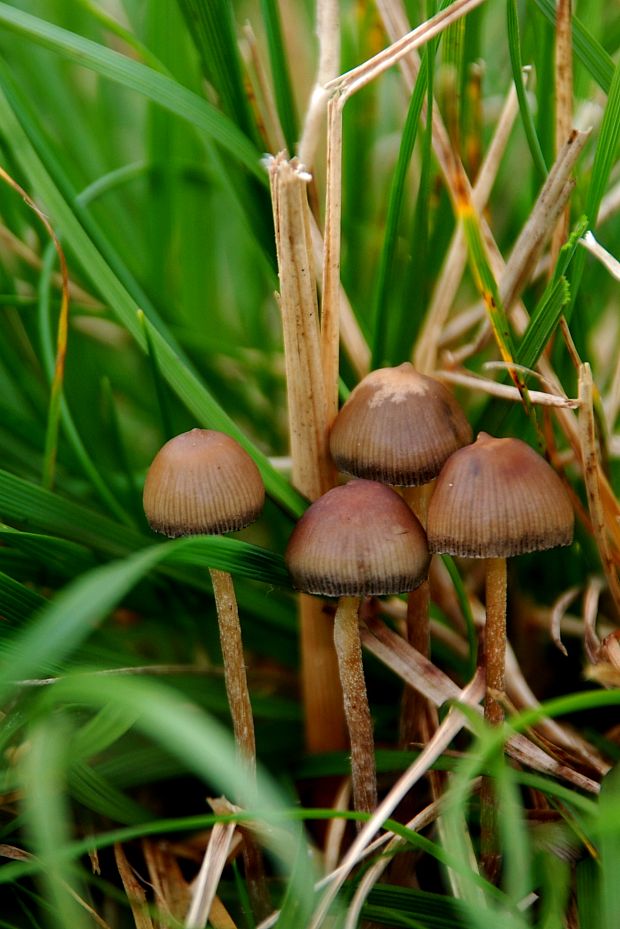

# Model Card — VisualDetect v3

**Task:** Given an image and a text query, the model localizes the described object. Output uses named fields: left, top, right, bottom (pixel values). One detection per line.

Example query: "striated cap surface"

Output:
left=427, top=432, right=574, bottom=558
left=143, top=429, right=265, bottom=538
left=285, top=479, right=430, bottom=597
left=329, top=363, right=472, bottom=486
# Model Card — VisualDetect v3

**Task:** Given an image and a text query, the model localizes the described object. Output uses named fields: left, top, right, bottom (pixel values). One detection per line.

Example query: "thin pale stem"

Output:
left=481, top=556, right=507, bottom=879
left=321, top=95, right=343, bottom=426
left=269, top=155, right=346, bottom=754
left=209, top=568, right=269, bottom=918
left=333, top=596, right=377, bottom=815
left=210, top=568, right=257, bottom=770
left=484, top=557, right=507, bottom=726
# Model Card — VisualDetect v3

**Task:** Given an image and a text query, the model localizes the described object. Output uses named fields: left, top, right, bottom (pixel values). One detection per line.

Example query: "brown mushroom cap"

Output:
left=285, top=479, right=430, bottom=597
left=329, top=363, right=472, bottom=485
left=426, top=432, right=574, bottom=558
left=143, top=429, right=265, bottom=538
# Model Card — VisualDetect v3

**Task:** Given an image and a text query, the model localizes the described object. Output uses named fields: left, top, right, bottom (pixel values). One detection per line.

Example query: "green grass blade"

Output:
left=176, top=0, right=260, bottom=145
left=517, top=276, right=570, bottom=369
left=507, top=0, right=547, bottom=180
left=37, top=244, right=130, bottom=524
left=0, top=80, right=303, bottom=515
left=0, top=571, right=47, bottom=625
left=260, top=0, right=299, bottom=152
left=567, top=59, right=620, bottom=319
left=0, top=2, right=265, bottom=180
left=371, top=56, right=428, bottom=368
left=21, top=718, right=91, bottom=929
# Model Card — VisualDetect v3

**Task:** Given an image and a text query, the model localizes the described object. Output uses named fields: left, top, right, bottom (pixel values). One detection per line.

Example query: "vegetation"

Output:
left=0, top=0, right=619, bottom=926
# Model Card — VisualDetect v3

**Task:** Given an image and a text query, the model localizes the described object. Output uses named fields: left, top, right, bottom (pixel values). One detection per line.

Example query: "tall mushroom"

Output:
left=286, top=479, right=430, bottom=815
left=426, top=432, right=573, bottom=871
left=143, top=428, right=268, bottom=912
left=329, top=362, right=471, bottom=743
left=143, top=428, right=265, bottom=764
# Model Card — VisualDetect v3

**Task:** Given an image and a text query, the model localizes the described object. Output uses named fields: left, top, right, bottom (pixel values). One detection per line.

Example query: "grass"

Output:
left=0, top=0, right=619, bottom=927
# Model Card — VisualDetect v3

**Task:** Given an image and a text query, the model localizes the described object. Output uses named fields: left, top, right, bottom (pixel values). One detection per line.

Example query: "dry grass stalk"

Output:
left=269, top=154, right=332, bottom=500
left=321, top=95, right=343, bottom=425
left=298, top=0, right=340, bottom=166
left=240, top=24, right=286, bottom=154
left=185, top=820, right=237, bottom=929
left=114, top=842, right=154, bottom=929
left=268, top=153, right=346, bottom=753
left=550, top=0, right=574, bottom=267
left=318, top=0, right=488, bottom=416
left=581, top=230, right=620, bottom=283
left=345, top=798, right=461, bottom=928
left=361, top=614, right=600, bottom=792
left=306, top=672, right=485, bottom=929
left=142, top=839, right=190, bottom=927
left=309, top=211, right=370, bottom=379
left=437, top=368, right=579, bottom=408
left=501, top=129, right=588, bottom=312
left=325, top=0, right=486, bottom=102
left=414, top=82, right=519, bottom=374
left=578, top=363, right=620, bottom=614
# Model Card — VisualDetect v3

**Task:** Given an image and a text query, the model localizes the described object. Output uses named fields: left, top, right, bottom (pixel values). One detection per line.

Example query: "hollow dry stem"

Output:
left=333, top=596, right=378, bottom=815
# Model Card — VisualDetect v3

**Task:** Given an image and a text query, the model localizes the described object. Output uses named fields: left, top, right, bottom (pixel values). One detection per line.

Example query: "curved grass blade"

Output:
left=260, top=0, right=299, bottom=153
left=0, top=527, right=95, bottom=577
left=0, top=535, right=288, bottom=696
left=0, top=2, right=265, bottom=180
left=371, top=56, right=428, bottom=368
left=38, top=244, right=130, bottom=524
left=0, top=571, right=47, bottom=625
left=0, top=81, right=304, bottom=516
left=507, top=0, right=547, bottom=180
left=176, top=0, right=260, bottom=146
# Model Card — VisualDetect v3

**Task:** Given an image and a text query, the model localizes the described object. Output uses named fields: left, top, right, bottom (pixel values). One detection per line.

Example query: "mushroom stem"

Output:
left=480, top=556, right=507, bottom=880
left=400, top=483, right=434, bottom=749
left=209, top=568, right=269, bottom=917
left=484, top=557, right=507, bottom=726
left=333, top=595, right=378, bottom=815
left=209, top=568, right=257, bottom=770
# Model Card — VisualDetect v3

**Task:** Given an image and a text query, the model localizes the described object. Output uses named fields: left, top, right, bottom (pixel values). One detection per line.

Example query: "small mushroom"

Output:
left=143, top=428, right=268, bottom=913
left=286, top=479, right=430, bottom=814
left=426, top=432, right=573, bottom=872
left=329, top=362, right=471, bottom=744
left=143, top=429, right=264, bottom=768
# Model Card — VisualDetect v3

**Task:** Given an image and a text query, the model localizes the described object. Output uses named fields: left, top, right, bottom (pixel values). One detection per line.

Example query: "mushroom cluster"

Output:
left=142, top=380, right=575, bottom=836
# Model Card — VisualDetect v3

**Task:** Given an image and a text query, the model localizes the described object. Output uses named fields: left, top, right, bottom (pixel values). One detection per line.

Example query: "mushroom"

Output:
left=143, top=428, right=264, bottom=769
left=329, top=362, right=471, bottom=743
left=286, top=479, right=430, bottom=814
left=143, top=429, right=268, bottom=912
left=426, top=432, right=573, bottom=871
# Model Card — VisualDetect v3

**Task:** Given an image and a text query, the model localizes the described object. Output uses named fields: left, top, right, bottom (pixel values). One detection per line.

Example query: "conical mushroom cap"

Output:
left=329, top=363, right=472, bottom=486
left=143, top=429, right=265, bottom=537
left=427, top=433, right=574, bottom=558
left=285, top=479, right=430, bottom=597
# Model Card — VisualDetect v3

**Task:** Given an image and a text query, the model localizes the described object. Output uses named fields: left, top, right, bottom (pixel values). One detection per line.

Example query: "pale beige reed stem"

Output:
left=268, top=155, right=346, bottom=753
